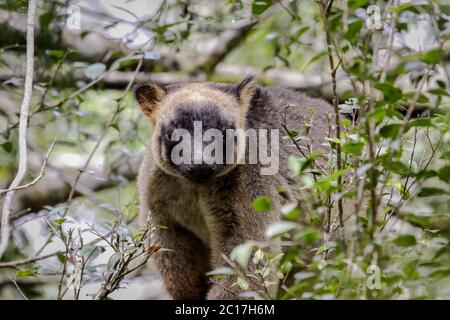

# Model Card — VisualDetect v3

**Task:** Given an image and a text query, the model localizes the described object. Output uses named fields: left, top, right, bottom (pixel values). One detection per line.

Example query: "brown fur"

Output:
left=135, top=79, right=334, bottom=299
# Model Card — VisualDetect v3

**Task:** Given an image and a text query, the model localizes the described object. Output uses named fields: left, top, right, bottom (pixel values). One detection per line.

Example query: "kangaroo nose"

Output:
left=185, top=164, right=215, bottom=183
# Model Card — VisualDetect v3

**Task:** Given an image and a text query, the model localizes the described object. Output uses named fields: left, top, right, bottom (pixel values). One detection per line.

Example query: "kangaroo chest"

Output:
left=165, top=182, right=212, bottom=246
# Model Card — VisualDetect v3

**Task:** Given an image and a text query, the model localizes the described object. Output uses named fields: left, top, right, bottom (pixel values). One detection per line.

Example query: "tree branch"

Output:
left=192, top=19, right=258, bottom=75
left=0, top=252, right=56, bottom=269
left=0, top=139, right=56, bottom=195
left=0, top=0, right=38, bottom=258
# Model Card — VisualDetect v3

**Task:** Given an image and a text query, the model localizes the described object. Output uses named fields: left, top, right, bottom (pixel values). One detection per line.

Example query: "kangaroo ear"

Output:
left=236, top=75, right=256, bottom=107
left=134, top=83, right=166, bottom=118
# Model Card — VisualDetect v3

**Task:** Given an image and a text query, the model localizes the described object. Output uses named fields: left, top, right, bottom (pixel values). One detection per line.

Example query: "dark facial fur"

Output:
left=160, top=104, right=236, bottom=183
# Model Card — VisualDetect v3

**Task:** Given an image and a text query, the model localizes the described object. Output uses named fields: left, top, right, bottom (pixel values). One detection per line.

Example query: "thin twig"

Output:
left=0, top=139, right=56, bottom=194
left=375, top=69, right=429, bottom=223
left=320, top=0, right=344, bottom=227
left=209, top=279, right=241, bottom=298
left=8, top=276, right=28, bottom=300
left=380, top=0, right=400, bottom=83
left=0, top=252, right=57, bottom=269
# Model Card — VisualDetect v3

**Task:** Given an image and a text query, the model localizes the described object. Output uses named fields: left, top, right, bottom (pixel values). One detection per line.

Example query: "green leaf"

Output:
left=107, top=252, right=122, bottom=271
left=390, top=3, right=414, bottom=13
left=374, top=83, right=402, bottom=103
left=281, top=202, right=300, bottom=220
left=348, top=0, right=368, bottom=10
left=46, top=49, right=65, bottom=59
left=301, top=152, right=322, bottom=172
left=430, top=268, right=450, bottom=279
left=252, top=0, right=272, bottom=16
left=342, top=141, right=364, bottom=154
left=57, top=252, right=66, bottom=264
left=379, top=123, right=401, bottom=139
left=287, top=130, right=298, bottom=137
left=315, top=178, right=331, bottom=193
left=80, top=245, right=103, bottom=260
left=326, top=137, right=342, bottom=145
left=54, top=218, right=66, bottom=225
left=0, top=0, right=28, bottom=12
left=292, top=26, right=309, bottom=40
left=133, top=231, right=145, bottom=241
left=429, top=88, right=450, bottom=98
left=382, top=159, right=410, bottom=176
left=418, top=187, right=449, bottom=197
left=16, top=269, right=36, bottom=278
left=438, top=165, right=450, bottom=182
left=436, top=80, right=447, bottom=90
left=303, top=50, right=327, bottom=71
left=288, top=155, right=301, bottom=175
left=110, top=122, right=120, bottom=132
left=295, top=228, right=318, bottom=244
left=344, top=19, right=363, bottom=43
left=39, top=11, right=54, bottom=32
left=329, top=11, right=343, bottom=32
left=341, top=119, right=352, bottom=127
left=252, top=196, right=272, bottom=212
left=393, top=235, right=417, bottom=247
left=1, top=142, right=13, bottom=153
left=405, top=214, right=431, bottom=229
left=407, top=118, right=432, bottom=129
left=420, top=49, right=442, bottom=65
left=415, top=169, right=438, bottom=181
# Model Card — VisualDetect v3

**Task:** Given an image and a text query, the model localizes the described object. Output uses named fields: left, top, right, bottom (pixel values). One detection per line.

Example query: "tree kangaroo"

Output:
left=135, top=77, right=334, bottom=299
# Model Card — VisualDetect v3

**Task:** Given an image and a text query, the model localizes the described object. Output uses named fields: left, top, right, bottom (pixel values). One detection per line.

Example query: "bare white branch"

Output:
left=0, top=0, right=38, bottom=258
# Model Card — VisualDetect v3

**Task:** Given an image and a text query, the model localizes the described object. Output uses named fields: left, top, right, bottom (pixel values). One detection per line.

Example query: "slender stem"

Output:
left=380, top=0, right=400, bottom=83
left=321, top=0, right=344, bottom=227
left=0, top=252, right=57, bottom=269
left=0, top=0, right=38, bottom=258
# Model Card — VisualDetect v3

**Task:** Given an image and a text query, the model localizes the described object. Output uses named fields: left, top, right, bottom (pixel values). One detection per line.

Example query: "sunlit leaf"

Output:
left=342, top=141, right=364, bottom=154
left=16, top=269, right=36, bottom=278
left=252, top=196, right=272, bottom=212
left=230, top=242, right=254, bottom=268
left=206, top=267, right=236, bottom=276
left=288, top=155, right=301, bottom=175
left=266, top=221, right=298, bottom=238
